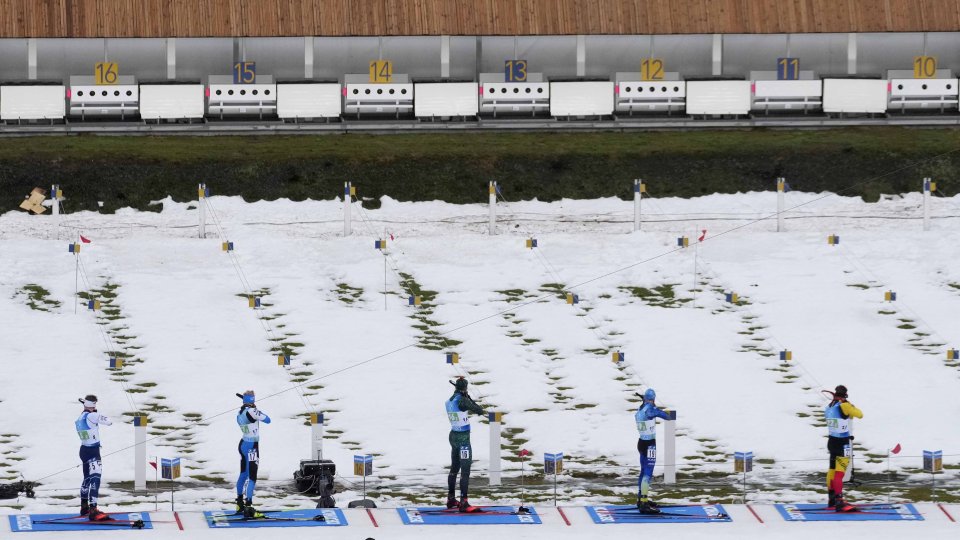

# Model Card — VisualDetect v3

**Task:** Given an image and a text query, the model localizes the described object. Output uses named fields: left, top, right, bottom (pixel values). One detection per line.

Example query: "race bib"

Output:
left=459, top=446, right=471, bottom=460
left=247, top=449, right=259, bottom=463
left=843, top=444, right=852, bottom=458
left=646, top=446, right=657, bottom=460
left=89, top=459, right=102, bottom=475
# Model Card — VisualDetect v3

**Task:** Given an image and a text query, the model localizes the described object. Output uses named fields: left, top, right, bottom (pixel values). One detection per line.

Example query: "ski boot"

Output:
left=235, top=495, right=246, bottom=514
left=834, top=497, right=856, bottom=513
left=446, top=496, right=459, bottom=509
left=637, top=498, right=661, bottom=515
left=827, top=491, right=837, bottom=509
left=243, top=500, right=264, bottom=519
left=87, top=508, right=113, bottom=521
left=458, top=498, right=479, bottom=513
left=80, top=500, right=89, bottom=517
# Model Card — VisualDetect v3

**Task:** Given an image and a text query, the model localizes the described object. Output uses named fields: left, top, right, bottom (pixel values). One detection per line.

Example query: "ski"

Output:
left=795, top=503, right=911, bottom=513
left=32, top=519, right=146, bottom=529
left=32, top=512, right=135, bottom=522
left=208, top=514, right=326, bottom=523
left=412, top=507, right=529, bottom=516
left=606, top=510, right=729, bottom=520
left=797, top=508, right=917, bottom=516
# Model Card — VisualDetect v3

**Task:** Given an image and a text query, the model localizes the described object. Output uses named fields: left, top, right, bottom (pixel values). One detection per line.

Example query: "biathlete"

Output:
left=235, top=390, right=271, bottom=518
left=444, top=377, right=485, bottom=512
left=635, top=388, right=671, bottom=514
left=825, top=384, right=863, bottom=512
left=75, top=394, right=113, bottom=521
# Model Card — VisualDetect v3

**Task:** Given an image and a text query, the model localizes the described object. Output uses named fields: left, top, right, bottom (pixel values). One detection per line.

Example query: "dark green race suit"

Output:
left=446, top=392, right=484, bottom=501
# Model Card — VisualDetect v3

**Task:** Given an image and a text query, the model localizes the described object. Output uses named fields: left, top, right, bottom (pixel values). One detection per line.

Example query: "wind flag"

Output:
left=891, top=443, right=902, bottom=455
left=698, top=229, right=707, bottom=242
left=79, top=235, right=92, bottom=243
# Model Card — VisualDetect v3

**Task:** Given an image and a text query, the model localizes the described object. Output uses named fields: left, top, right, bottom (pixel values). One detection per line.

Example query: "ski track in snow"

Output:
left=1, top=191, right=960, bottom=512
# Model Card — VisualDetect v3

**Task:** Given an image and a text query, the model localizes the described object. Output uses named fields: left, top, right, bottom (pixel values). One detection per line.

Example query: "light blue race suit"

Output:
left=236, top=406, right=271, bottom=500
left=635, top=402, right=671, bottom=500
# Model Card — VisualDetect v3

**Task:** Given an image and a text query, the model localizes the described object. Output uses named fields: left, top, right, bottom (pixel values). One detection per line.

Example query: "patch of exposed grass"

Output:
left=15, top=284, right=62, bottom=311
left=334, top=282, right=364, bottom=305
left=618, top=284, right=692, bottom=308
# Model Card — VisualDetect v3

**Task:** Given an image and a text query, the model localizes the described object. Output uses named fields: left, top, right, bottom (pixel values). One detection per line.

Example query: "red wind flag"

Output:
left=149, top=461, right=157, bottom=469
left=891, top=443, right=902, bottom=455
left=698, top=229, right=707, bottom=242
left=79, top=235, right=92, bottom=244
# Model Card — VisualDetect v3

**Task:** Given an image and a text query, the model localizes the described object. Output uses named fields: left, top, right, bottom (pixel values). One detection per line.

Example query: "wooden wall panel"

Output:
left=6, top=0, right=960, bottom=38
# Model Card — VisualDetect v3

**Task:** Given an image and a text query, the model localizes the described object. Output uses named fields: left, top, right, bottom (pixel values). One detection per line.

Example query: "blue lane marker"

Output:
left=9, top=512, right=154, bottom=532
left=586, top=504, right=731, bottom=524
left=775, top=503, right=923, bottom=522
left=398, top=506, right=541, bottom=525
left=203, top=508, right=348, bottom=528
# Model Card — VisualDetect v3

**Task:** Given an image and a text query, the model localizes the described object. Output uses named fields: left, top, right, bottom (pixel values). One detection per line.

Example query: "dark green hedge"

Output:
left=2, top=128, right=958, bottom=213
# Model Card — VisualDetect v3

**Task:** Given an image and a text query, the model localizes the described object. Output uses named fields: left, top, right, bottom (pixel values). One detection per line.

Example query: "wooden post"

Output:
left=344, top=182, right=352, bottom=237
left=310, top=412, right=324, bottom=460
left=633, top=179, right=643, bottom=231
left=488, top=412, right=502, bottom=486
left=134, top=416, right=147, bottom=491
left=488, top=181, right=497, bottom=235
left=663, top=410, right=677, bottom=484
left=776, top=178, right=786, bottom=232
left=198, top=183, right=206, bottom=239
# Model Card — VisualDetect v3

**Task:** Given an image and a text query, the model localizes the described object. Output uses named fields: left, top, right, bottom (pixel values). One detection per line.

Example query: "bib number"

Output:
left=459, top=446, right=471, bottom=460
left=89, top=459, right=102, bottom=475
left=247, top=449, right=259, bottom=463
left=646, top=447, right=657, bottom=460
left=843, top=444, right=852, bottom=458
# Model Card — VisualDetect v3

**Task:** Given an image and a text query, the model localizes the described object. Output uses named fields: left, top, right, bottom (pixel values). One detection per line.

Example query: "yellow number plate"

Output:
left=913, top=56, right=936, bottom=79
left=94, top=62, right=119, bottom=85
left=370, top=60, right=393, bottom=83
left=641, top=58, right=664, bottom=81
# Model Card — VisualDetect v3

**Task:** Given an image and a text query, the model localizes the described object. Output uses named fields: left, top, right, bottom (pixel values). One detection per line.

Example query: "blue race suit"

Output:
left=76, top=410, right=111, bottom=508
left=236, top=406, right=271, bottom=501
left=635, top=402, right=670, bottom=501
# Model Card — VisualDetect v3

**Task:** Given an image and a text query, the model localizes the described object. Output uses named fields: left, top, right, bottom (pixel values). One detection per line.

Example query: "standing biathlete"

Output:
left=445, top=377, right=485, bottom=512
left=635, top=388, right=671, bottom=514
left=825, top=384, right=863, bottom=512
left=235, top=390, right=271, bottom=518
left=75, top=394, right=112, bottom=521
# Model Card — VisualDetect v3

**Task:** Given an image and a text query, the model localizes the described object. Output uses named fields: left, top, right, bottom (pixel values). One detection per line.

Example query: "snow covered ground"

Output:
left=1, top=189, right=959, bottom=539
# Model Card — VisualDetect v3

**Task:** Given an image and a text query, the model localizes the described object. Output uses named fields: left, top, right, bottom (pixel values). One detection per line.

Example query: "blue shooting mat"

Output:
left=203, top=508, right=348, bottom=528
left=397, top=506, right=541, bottom=525
left=586, top=504, right=732, bottom=524
left=9, top=512, right=154, bottom=532
left=775, top=503, right=923, bottom=522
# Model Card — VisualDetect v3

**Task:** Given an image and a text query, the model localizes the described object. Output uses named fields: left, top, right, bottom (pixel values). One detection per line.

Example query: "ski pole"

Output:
left=518, top=449, right=531, bottom=513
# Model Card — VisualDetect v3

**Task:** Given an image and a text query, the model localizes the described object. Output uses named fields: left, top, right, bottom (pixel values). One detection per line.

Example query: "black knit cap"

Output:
left=834, top=385, right=848, bottom=398
left=451, top=378, right=468, bottom=392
